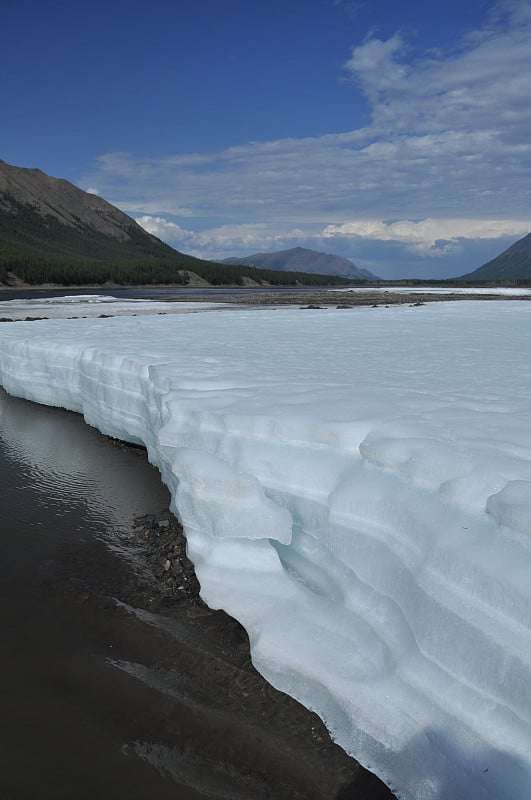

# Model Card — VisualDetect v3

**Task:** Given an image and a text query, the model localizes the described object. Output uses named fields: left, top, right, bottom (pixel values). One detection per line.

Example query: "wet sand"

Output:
left=167, top=288, right=506, bottom=306
left=0, top=388, right=395, bottom=800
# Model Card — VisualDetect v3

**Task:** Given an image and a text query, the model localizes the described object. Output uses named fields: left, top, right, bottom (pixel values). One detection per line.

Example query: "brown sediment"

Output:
left=123, top=509, right=397, bottom=800
left=161, top=288, right=517, bottom=307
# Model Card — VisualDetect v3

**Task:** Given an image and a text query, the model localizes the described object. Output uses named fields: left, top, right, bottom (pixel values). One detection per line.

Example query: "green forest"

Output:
left=0, top=197, right=353, bottom=288
left=0, top=254, right=358, bottom=288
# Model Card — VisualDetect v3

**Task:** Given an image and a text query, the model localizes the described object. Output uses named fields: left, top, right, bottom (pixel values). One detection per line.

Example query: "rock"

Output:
left=158, top=519, right=170, bottom=529
left=163, top=559, right=171, bottom=572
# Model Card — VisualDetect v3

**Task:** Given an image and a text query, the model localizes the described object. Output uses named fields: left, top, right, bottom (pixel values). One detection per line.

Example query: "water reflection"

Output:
left=0, top=387, right=169, bottom=535
left=0, top=285, right=319, bottom=301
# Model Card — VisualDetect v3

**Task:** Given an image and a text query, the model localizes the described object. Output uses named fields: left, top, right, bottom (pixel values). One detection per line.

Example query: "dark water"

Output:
left=0, top=389, right=184, bottom=799
left=0, top=286, right=320, bottom=302
left=0, top=388, right=390, bottom=800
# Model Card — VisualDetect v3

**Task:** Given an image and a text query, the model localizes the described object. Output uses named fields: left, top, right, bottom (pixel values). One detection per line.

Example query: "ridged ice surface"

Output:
left=1, top=299, right=531, bottom=800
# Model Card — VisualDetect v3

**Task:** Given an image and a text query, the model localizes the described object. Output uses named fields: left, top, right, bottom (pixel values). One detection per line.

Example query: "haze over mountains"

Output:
left=223, top=247, right=378, bottom=280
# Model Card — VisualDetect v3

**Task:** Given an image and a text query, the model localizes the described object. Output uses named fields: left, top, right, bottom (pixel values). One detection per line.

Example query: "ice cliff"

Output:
left=1, top=299, right=530, bottom=800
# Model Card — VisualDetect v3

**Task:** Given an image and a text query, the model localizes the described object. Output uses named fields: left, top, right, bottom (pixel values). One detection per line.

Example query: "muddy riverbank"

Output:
left=0, top=388, right=394, bottom=800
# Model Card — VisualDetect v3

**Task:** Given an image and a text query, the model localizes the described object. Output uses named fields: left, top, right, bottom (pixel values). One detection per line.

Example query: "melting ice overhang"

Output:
left=0, top=298, right=531, bottom=800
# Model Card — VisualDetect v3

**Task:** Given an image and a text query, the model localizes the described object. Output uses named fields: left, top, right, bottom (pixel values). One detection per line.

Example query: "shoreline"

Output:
left=0, top=391, right=395, bottom=800
left=1, top=284, right=529, bottom=317
left=124, top=504, right=397, bottom=799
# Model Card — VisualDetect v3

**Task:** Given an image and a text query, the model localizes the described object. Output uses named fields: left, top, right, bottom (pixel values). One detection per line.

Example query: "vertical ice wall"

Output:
left=1, top=301, right=531, bottom=800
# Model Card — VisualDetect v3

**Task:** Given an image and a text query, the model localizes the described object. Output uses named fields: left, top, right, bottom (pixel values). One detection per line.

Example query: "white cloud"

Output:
left=86, top=186, right=100, bottom=195
left=343, top=3, right=531, bottom=144
left=344, top=33, right=408, bottom=100
left=134, top=214, right=527, bottom=279
left=135, top=215, right=196, bottom=244
left=135, top=216, right=309, bottom=259
left=322, top=218, right=531, bottom=255
left=82, top=1, right=531, bottom=276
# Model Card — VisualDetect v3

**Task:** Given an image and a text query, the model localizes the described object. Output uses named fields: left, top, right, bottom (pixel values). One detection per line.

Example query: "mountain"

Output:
left=0, top=159, right=178, bottom=263
left=460, top=233, right=531, bottom=281
left=0, top=161, right=353, bottom=288
left=222, top=247, right=377, bottom=280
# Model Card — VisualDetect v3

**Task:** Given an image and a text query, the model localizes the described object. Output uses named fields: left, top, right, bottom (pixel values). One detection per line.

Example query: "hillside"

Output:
left=0, top=159, right=180, bottom=263
left=0, top=161, right=352, bottom=288
left=222, top=247, right=377, bottom=280
left=460, top=233, right=531, bottom=281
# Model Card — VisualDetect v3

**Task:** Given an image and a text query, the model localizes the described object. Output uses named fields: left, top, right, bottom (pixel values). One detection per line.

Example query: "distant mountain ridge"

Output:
left=460, top=233, right=531, bottom=281
left=222, top=247, right=377, bottom=280
left=0, top=159, right=177, bottom=262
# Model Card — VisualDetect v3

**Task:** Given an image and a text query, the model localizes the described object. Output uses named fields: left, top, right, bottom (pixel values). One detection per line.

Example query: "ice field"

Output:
left=0, top=298, right=530, bottom=800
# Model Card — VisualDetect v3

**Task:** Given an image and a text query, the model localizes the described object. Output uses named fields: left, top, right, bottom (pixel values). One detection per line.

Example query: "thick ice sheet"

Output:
left=1, top=300, right=531, bottom=800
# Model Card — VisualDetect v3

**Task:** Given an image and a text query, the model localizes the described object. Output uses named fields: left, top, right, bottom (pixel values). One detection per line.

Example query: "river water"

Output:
left=0, top=286, right=320, bottom=301
left=0, top=388, right=189, bottom=798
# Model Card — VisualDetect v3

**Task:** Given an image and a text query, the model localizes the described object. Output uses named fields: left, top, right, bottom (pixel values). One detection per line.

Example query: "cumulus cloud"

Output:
left=135, top=216, right=310, bottom=259
left=344, top=33, right=408, bottom=101
left=82, top=1, right=531, bottom=275
left=343, top=10, right=531, bottom=145
left=137, top=214, right=531, bottom=261
left=135, top=216, right=196, bottom=244
left=322, top=218, right=531, bottom=255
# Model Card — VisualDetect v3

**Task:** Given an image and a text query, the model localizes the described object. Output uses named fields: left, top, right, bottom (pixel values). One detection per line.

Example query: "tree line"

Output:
left=0, top=254, right=354, bottom=288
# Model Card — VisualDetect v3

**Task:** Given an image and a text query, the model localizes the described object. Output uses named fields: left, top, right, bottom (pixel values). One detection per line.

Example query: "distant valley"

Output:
left=1, top=160, right=530, bottom=286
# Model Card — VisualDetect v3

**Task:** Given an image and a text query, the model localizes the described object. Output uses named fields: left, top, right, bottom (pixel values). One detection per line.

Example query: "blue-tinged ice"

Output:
left=1, top=297, right=531, bottom=800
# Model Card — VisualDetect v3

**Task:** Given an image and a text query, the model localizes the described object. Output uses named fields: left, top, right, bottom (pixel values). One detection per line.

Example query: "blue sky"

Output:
left=3, top=0, right=531, bottom=278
